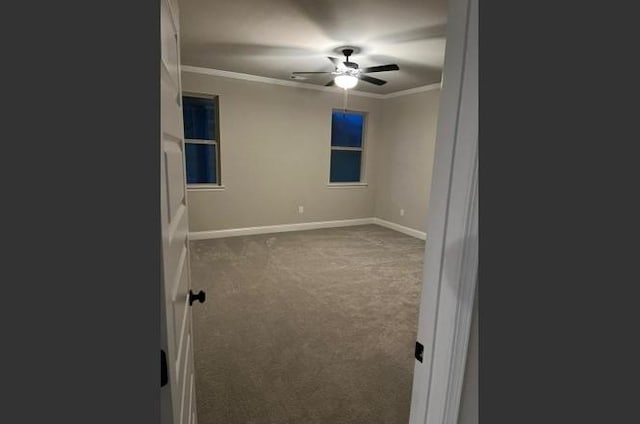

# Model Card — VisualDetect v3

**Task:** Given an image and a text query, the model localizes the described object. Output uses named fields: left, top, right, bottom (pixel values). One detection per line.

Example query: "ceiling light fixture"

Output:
left=334, top=74, right=358, bottom=89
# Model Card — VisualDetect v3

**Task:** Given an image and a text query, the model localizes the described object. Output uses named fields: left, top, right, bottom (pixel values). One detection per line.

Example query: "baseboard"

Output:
left=189, top=218, right=375, bottom=240
left=373, top=218, right=427, bottom=240
left=189, top=217, right=426, bottom=241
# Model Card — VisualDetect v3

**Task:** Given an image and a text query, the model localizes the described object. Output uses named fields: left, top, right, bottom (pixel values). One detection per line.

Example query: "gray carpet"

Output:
left=189, top=224, right=425, bottom=424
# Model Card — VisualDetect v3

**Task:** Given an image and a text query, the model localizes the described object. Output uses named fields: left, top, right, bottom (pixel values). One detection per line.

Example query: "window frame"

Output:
left=328, top=108, right=368, bottom=187
left=182, top=92, right=223, bottom=190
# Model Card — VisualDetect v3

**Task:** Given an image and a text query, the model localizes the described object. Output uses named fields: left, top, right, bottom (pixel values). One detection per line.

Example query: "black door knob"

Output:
left=161, top=349, right=168, bottom=387
left=189, top=290, right=206, bottom=306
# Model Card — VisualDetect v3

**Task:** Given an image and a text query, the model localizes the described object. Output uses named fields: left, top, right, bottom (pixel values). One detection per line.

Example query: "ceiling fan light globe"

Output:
left=334, top=75, right=358, bottom=89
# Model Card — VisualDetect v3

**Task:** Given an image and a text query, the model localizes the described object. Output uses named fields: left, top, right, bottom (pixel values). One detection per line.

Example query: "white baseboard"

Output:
left=188, top=217, right=426, bottom=241
left=373, top=218, right=427, bottom=240
left=189, top=218, right=375, bottom=240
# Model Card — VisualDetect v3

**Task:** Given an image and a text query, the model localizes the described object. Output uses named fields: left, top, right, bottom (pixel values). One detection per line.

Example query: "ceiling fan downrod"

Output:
left=343, top=48, right=353, bottom=63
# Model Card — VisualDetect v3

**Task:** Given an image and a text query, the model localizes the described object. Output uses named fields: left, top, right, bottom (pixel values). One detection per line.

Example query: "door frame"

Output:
left=408, top=0, right=478, bottom=421
left=161, top=0, right=477, bottom=420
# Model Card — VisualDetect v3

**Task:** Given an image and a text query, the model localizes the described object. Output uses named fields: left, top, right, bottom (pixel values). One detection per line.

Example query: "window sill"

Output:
left=187, top=184, right=226, bottom=191
left=327, top=182, right=368, bottom=189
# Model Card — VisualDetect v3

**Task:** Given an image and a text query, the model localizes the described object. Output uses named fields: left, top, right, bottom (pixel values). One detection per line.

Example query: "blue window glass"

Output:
left=183, top=96, right=216, bottom=140
left=331, top=111, right=364, bottom=147
left=185, top=143, right=217, bottom=184
left=330, top=110, right=364, bottom=183
left=330, top=150, right=362, bottom=182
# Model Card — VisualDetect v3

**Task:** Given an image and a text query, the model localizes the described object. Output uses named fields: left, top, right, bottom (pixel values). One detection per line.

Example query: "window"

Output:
left=329, top=110, right=365, bottom=183
left=182, top=94, right=220, bottom=185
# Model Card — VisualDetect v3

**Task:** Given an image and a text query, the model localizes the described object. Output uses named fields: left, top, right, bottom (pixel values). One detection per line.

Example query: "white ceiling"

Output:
left=179, top=0, right=448, bottom=94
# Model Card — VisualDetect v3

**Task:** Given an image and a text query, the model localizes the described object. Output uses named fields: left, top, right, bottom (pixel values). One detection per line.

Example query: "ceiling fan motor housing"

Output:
left=290, top=46, right=398, bottom=87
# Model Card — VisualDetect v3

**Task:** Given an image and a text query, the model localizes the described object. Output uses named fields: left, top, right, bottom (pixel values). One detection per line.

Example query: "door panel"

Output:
left=161, top=79, right=182, bottom=137
left=168, top=0, right=180, bottom=30
left=171, top=204, right=188, bottom=241
left=176, top=313, right=191, bottom=381
left=164, top=139, right=186, bottom=220
left=188, top=375, right=195, bottom=424
left=160, top=0, right=196, bottom=423
left=161, top=0, right=180, bottom=86
left=172, top=246, right=189, bottom=351
left=179, top=337, right=192, bottom=423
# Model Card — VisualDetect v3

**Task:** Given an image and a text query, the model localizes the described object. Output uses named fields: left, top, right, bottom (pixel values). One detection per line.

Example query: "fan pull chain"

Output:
left=343, top=87, right=349, bottom=112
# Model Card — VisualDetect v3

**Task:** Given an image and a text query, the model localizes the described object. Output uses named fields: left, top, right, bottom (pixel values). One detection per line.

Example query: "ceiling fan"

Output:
left=291, top=48, right=399, bottom=89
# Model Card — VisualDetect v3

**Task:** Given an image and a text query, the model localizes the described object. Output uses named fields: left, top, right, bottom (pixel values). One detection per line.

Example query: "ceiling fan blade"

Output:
left=328, top=57, right=344, bottom=68
left=325, top=80, right=335, bottom=87
left=361, top=64, right=400, bottom=73
left=292, top=71, right=333, bottom=75
left=358, top=74, right=387, bottom=86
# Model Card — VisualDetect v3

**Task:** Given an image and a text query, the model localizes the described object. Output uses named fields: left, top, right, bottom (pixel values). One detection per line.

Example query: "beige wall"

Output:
left=182, top=71, right=439, bottom=233
left=182, top=72, right=384, bottom=232
left=374, top=90, right=440, bottom=233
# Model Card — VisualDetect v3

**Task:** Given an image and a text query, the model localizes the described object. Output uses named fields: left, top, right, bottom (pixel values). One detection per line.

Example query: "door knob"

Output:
left=189, top=290, right=206, bottom=305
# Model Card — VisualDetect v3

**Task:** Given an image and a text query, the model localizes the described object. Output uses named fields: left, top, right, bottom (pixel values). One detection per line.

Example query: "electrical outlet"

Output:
left=298, top=206, right=304, bottom=214
left=400, top=209, right=405, bottom=216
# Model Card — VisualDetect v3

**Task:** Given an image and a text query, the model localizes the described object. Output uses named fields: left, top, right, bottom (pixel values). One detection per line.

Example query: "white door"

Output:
left=408, top=0, right=478, bottom=421
left=160, top=0, right=198, bottom=423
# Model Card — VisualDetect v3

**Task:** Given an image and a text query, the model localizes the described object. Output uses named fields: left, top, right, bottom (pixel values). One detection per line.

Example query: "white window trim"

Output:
left=328, top=109, right=367, bottom=185
left=326, top=182, right=368, bottom=189
left=330, top=146, right=362, bottom=151
left=185, top=139, right=217, bottom=145
left=183, top=93, right=221, bottom=186
left=186, top=184, right=225, bottom=191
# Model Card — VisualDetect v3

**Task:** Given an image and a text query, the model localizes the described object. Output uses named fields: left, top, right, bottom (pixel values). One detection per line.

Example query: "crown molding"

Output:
left=181, top=65, right=441, bottom=99
left=181, top=65, right=384, bottom=98
left=383, top=82, right=442, bottom=98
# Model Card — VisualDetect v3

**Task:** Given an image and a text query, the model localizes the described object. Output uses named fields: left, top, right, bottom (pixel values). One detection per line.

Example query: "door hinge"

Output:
left=161, top=349, right=168, bottom=387
left=415, top=341, right=424, bottom=363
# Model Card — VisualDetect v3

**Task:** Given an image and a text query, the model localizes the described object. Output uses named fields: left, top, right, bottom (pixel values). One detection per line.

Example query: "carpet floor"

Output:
left=189, top=224, right=425, bottom=424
